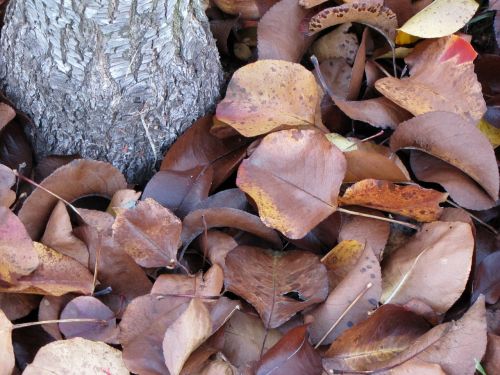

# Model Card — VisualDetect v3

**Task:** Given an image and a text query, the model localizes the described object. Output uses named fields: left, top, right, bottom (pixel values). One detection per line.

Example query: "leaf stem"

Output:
left=337, top=208, right=419, bottom=230
left=13, top=318, right=106, bottom=330
left=446, top=200, right=498, bottom=235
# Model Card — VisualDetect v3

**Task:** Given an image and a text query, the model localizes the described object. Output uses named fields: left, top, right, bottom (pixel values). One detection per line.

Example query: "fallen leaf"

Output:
left=18, top=159, right=127, bottom=239
left=321, top=240, right=365, bottom=289
left=347, top=27, right=369, bottom=101
left=391, top=111, right=499, bottom=202
left=216, top=60, right=320, bottom=137
left=257, top=0, right=315, bottom=62
left=0, top=102, right=15, bottom=131
left=389, top=359, right=446, bottom=374
left=0, top=206, right=39, bottom=284
left=323, top=304, right=430, bottom=371
left=224, top=246, right=329, bottom=328
left=59, top=296, right=118, bottom=343
left=237, top=129, right=346, bottom=239
left=381, top=221, right=474, bottom=314
left=384, top=0, right=433, bottom=26
left=106, top=189, right=141, bottom=215
left=310, top=23, right=359, bottom=65
left=309, top=245, right=382, bottom=345
left=199, top=360, right=237, bottom=375
left=0, top=163, right=15, bottom=207
left=376, top=36, right=486, bottom=125
left=307, top=2, right=398, bottom=44
left=22, top=337, right=129, bottom=375
left=163, top=298, right=212, bottom=375
left=0, top=293, right=39, bottom=321
left=212, top=0, right=278, bottom=19
left=315, top=58, right=352, bottom=100
left=477, top=118, right=500, bottom=148
left=223, top=310, right=282, bottom=367
left=473, top=251, right=500, bottom=305
left=0, top=242, right=94, bottom=296
left=398, top=0, right=479, bottom=38
left=38, top=294, right=75, bottom=339
left=112, top=198, right=181, bottom=268
left=0, top=308, right=14, bottom=375
left=255, top=325, right=322, bottom=375
left=200, top=230, right=238, bottom=268
left=0, top=120, right=33, bottom=178
left=484, top=333, right=500, bottom=375
left=339, top=179, right=447, bottom=222
left=34, top=155, right=80, bottom=183
left=290, top=212, right=342, bottom=254
left=181, top=329, right=225, bottom=375
left=192, top=188, right=249, bottom=212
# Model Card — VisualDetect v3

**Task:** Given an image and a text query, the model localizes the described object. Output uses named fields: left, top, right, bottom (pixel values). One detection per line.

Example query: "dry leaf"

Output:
left=18, top=159, right=126, bottom=239
left=237, top=129, right=346, bottom=239
left=484, top=333, right=500, bottom=375
left=389, top=359, right=446, bottom=375
left=339, top=179, right=447, bottom=222
left=224, top=246, right=329, bottom=328
left=112, top=198, right=181, bottom=268
left=107, top=189, right=141, bottom=215
left=398, top=0, right=479, bottom=38
left=38, top=294, right=75, bottom=340
left=0, top=102, right=15, bottom=131
left=200, top=230, right=238, bottom=268
left=309, top=245, right=382, bottom=345
left=311, top=23, right=359, bottom=64
left=22, top=337, right=129, bottom=375
left=212, top=0, right=278, bottom=19
left=0, top=293, right=39, bottom=321
left=216, top=60, right=320, bottom=137
left=0, top=163, right=15, bottom=207
left=0, top=308, right=14, bottom=375
left=163, top=298, right=212, bottom=375
left=321, top=240, right=365, bottom=288
left=473, top=251, right=500, bottom=304
left=0, top=207, right=39, bottom=284
left=381, top=221, right=474, bottom=314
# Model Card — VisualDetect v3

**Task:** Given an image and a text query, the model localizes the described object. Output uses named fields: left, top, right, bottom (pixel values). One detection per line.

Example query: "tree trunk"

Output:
left=0, top=0, right=222, bottom=183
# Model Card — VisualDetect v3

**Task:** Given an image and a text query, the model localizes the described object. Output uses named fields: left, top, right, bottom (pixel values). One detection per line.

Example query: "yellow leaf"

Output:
left=325, top=133, right=358, bottom=151
left=395, top=30, right=419, bottom=45
left=399, top=0, right=479, bottom=38
left=477, top=118, right=500, bottom=148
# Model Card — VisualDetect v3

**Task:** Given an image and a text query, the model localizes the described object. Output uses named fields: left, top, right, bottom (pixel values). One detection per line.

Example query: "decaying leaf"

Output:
left=22, top=337, right=129, bottom=375
left=0, top=163, right=15, bottom=207
left=0, top=293, right=39, bottom=321
left=310, top=23, right=359, bottom=64
left=321, top=240, right=365, bottom=288
left=398, top=0, right=479, bottom=38
left=112, top=198, right=181, bottom=268
left=200, top=231, right=238, bottom=268
left=38, top=294, right=75, bottom=340
left=237, top=129, right=346, bottom=239
left=381, top=221, right=474, bottom=314
left=484, top=333, right=500, bottom=375
left=216, top=60, right=320, bottom=137
left=224, top=246, right=328, bottom=328
left=473, top=251, right=500, bottom=304
left=339, top=179, right=447, bottom=222
left=0, top=308, right=14, bottom=375
left=212, top=0, right=278, bottom=19
left=162, top=298, right=212, bottom=375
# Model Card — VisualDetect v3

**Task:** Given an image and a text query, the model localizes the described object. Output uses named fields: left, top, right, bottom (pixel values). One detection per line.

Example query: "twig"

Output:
left=446, top=200, right=498, bottom=235
left=337, top=208, right=419, bottom=230
left=12, top=318, right=107, bottom=330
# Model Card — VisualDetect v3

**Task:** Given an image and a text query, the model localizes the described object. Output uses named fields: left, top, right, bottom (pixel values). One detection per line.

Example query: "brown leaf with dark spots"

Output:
left=0, top=207, right=39, bottom=284
left=339, top=179, right=447, bottom=222
left=316, top=58, right=352, bottom=100
left=216, top=61, right=320, bottom=137
left=224, top=246, right=328, bottom=328
left=59, top=296, right=118, bottom=343
left=237, top=129, right=346, bottom=239
left=181, top=207, right=282, bottom=250
left=473, top=251, right=500, bottom=305
left=311, top=23, right=359, bottom=65
left=323, top=305, right=430, bottom=372
left=391, top=111, right=499, bottom=204
left=112, top=198, right=181, bottom=268
left=18, top=159, right=126, bottom=239
left=255, top=325, right=322, bottom=375
left=381, top=221, right=474, bottom=314
left=309, top=245, right=382, bottom=345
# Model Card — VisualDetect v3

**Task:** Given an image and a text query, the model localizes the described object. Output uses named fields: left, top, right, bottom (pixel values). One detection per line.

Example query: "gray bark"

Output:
left=0, top=0, right=222, bottom=183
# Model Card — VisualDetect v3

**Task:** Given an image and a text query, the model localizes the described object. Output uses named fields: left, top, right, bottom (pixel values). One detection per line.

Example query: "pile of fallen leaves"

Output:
left=1, top=0, right=500, bottom=374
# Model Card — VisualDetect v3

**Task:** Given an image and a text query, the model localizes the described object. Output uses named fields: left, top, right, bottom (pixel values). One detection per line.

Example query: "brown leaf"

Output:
left=199, top=360, right=238, bottom=375
left=308, top=2, right=397, bottom=42
left=255, top=325, right=322, bottom=375
left=0, top=163, right=15, bottom=207
left=0, top=102, right=15, bottom=131
left=309, top=245, right=382, bottom=345
left=22, top=337, right=129, bottom=375
left=348, top=27, right=368, bottom=101
left=224, top=246, right=329, bottom=328
left=316, top=58, right=352, bottom=100
left=200, top=230, right=238, bottom=268
left=41, top=200, right=89, bottom=266
left=38, top=294, right=75, bottom=340
left=257, top=0, right=315, bottom=62
left=339, top=179, right=447, bottom=222
left=237, top=129, right=346, bottom=239
left=0, top=242, right=94, bottom=296
left=290, top=212, right=341, bottom=254
left=385, top=296, right=487, bottom=375
left=389, top=359, right=446, bottom=375
left=375, top=36, right=486, bottom=124
left=323, top=304, right=430, bottom=372
left=163, top=298, right=212, bottom=375
left=181, top=207, right=282, bottom=250
left=0, top=293, right=39, bottom=321
left=473, top=251, right=500, bottom=304
left=391, top=111, right=499, bottom=203
left=0, top=308, right=14, bottom=375
left=107, top=189, right=141, bottom=215
left=112, top=198, right=181, bottom=268
left=223, top=310, right=283, bottom=367
left=484, top=333, right=500, bottom=375
left=212, top=0, right=278, bottom=20
left=381, top=221, right=474, bottom=314
left=311, top=23, right=359, bottom=65
left=34, top=155, right=80, bottom=183
left=216, top=61, right=320, bottom=137
left=321, top=240, right=365, bottom=289
left=0, top=207, right=39, bottom=284
left=18, top=159, right=127, bottom=239
left=59, top=296, right=118, bottom=343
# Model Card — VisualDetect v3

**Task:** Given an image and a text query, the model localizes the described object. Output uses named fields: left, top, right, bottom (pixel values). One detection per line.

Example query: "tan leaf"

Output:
left=391, top=111, right=499, bottom=203
left=376, top=36, right=486, bottom=124
left=0, top=308, right=14, bottom=375
left=212, top=0, right=278, bottom=19
left=381, top=221, right=474, bottom=314
left=339, top=179, right=447, bottom=222
left=224, top=246, right=329, bottom=328
left=311, top=23, right=359, bottom=64
left=18, top=159, right=126, bottom=239
left=0, top=163, right=15, bottom=208
left=389, top=359, right=446, bottom=375
left=216, top=60, right=320, bottom=137
left=0, top=242, right=94, bottom=296
left=237, top=129, right=346, bottom=239
left=112, top=198, right=181, bottom=268
left=315, top=58, right=352, bottom=100
left=309, top=245, right=382, bottom=345
left=200, top=230, right=238, bottom=268
left=107, top=189, right=141, bottom=215
left=163, top=298, right=212, bottom=375
left=321, top=240, right=365, bottom=288
left=22, top=337, right=129, bottom=375
left=0, top=207, right=39, bottom=284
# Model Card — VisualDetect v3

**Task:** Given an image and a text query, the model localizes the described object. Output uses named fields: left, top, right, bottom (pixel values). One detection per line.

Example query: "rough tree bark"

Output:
left=0, top=0, right=222, bottom=183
